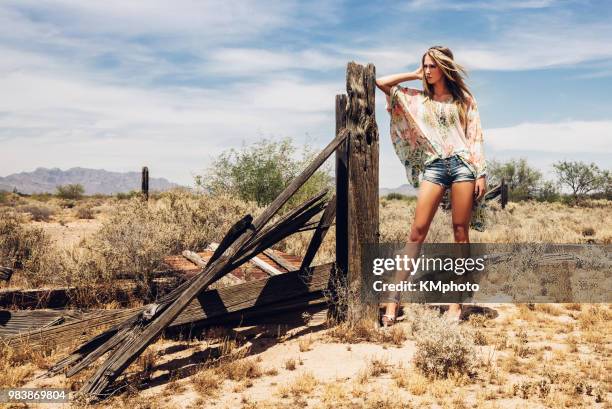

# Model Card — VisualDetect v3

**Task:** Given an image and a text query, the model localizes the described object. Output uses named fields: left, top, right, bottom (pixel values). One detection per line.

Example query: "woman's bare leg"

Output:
left=383, top=180, right=446, bottom=320
left=447, top=180, right=475, bottom=320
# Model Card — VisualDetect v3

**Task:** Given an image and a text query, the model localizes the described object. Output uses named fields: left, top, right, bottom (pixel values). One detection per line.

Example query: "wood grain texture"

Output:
left=344, top=62, right=380, bottom=292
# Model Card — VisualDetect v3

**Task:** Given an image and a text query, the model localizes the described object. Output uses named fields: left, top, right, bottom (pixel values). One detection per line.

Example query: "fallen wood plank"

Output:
left=169, top=294, right=328, bottom=332
left=262, top=249, right=297, bottom=272
left=181, top=250, right=243, bottom=285
left=209, top=243, right=283, bottom=276
left=0, top=283, right=141, bottom=310
left=0, top=309, right=88, bottom=337
left=0, top=266, right=13, bottom=282
left=249, top=255, right=284, bottom=276
left=36, top=261, right=333, bottom=373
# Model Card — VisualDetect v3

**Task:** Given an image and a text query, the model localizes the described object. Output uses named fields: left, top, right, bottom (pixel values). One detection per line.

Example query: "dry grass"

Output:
left=191, top=368, right=221, bottom=399
left=298, top=336, right=313, bottom=352
left=392, top=368, right=428, bottom=395
left=281, top=372, right=319, bottom=397
left=0, top=209, right=56, bottom=287
left=284, top=358, right=297, bottom=371
left=217, top=358, right=262, bottom=381
left=367, top=356, right=391, bottom=377
left=578, top=305, right=610, bottom=330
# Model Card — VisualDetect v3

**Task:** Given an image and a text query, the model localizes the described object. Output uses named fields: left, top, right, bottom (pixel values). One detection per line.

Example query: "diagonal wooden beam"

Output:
left=300, top=195, right=337, bottom=273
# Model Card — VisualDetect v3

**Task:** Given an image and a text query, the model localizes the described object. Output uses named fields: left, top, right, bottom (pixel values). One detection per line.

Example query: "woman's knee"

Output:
left=409, top=224, right=428, bottom=242
left=452, top=223, right=469, bottom=242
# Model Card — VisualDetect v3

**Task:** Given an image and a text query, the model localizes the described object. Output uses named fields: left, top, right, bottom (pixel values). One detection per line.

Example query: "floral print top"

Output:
left=386, top=85, right=487, bottom=187
left=386, top=85, right=489, bottom=232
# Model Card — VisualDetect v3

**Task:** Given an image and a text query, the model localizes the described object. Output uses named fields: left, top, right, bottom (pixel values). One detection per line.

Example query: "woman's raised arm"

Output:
left=375, top=67, right=423, bottom=95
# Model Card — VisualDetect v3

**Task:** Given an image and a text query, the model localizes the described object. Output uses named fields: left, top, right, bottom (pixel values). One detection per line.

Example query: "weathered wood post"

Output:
left=141, top=166, right=149, bottom=201
left=334, top=62, right=380, bottom=317
left=501, top=177, right=508, bottom=209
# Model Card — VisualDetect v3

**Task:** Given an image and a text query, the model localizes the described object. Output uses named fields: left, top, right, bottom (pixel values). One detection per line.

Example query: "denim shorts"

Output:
left=422, top=155, right=476, bottom=188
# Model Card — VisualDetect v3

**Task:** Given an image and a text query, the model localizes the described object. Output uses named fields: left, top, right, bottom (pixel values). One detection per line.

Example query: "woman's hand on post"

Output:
left=474, top=176, right=486, bottom=201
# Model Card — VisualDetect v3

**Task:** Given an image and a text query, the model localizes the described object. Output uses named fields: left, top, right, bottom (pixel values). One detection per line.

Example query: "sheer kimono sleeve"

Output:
left=387, top=85, right=430, bottom=188
left=465, top=98, right=487, bottom=178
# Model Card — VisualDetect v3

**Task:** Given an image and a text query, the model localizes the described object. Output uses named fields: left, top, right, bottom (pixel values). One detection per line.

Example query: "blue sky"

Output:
left=0, top=0, right=610, bottom=188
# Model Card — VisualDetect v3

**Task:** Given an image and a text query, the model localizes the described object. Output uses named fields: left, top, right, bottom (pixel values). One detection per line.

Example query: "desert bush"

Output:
left=407, top=304, right=477, bottom=379
left=535, top=180, right=561, bottom=203
left=385, top=192, right=407, bottom=200
left=0, top=210, right=55, bottom=286
left=196, top=137, right=333, bottom=209
left=0, top=191, right=9, bottom=205
left=75, top=205, right=95, bottom=220
left=116, top=190, right=140, bottom=200
left=553, top=160, right=607, bottom=202
left=56, top=184, right=84, bottom=200
left=18, top=204, right=55, bottom=222
left=57, top=190, right=260, bottom=297
left=60, top=199, right=76, bottom=209
left=29, top=193, right=54, bottom=203
left=489, top=158, right=542, bottom=201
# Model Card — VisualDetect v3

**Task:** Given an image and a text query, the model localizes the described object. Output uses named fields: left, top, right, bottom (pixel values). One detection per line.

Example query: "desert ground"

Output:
left=0, top=192, right=610, bottom=408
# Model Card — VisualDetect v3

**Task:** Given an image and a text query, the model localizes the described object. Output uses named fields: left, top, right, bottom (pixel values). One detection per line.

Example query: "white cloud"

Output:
left=485, top=121, right=612, bottom=153
left=0, top=68, right=339, bottom=185
left=403, top=0, right=557, bottom=11
left=2, top=0, right=293, bottom=39
left=204, top=48, right=346, bottom=76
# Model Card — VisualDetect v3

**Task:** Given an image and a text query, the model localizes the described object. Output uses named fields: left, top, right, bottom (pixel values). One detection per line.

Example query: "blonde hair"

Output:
left=421, top=46, right=473, bottom=131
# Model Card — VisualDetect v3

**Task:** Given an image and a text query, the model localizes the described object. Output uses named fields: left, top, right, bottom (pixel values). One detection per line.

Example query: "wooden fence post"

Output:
left=501, top=177, right=508, bottom=209
left=335, top=62, right=380, bottom=306
left=141, top=167, right=149, bottom=201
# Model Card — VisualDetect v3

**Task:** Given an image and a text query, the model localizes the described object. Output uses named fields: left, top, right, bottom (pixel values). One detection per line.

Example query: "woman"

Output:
left=375, top=46, right=487, bottom=325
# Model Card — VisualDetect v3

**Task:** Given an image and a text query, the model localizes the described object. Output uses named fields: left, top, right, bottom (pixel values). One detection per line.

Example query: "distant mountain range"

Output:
left=380, top=184, right=418, bottom=197
left=0, top=167, right=181, bottom=195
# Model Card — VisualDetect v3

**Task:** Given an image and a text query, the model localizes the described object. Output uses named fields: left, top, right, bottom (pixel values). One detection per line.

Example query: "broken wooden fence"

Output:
left=39, top=122, right=352, bottom=400
left=0, top=62, right=382, bottom=401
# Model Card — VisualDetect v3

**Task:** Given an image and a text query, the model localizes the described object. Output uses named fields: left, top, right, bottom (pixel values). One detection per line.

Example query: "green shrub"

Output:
left=196, top=137, right=333, bottom=209
left=385, top=193, right=408, bottom=201
left=553, top=161, right=609, bottom=202
left=489, top=158, right=542, bottom=201
left=116, top=190, right=140, bottom=200
left=56, top=184, right=85, bottom=200
left=535, top=180, right=561, bottom=203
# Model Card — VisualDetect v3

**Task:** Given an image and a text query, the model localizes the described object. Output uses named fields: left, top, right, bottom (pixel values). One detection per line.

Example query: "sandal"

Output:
left=444, top=305, right=462, bottom=322
left=380, top=302, right=401, bottom=328
left=381, top=314, right=396, bottom=327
